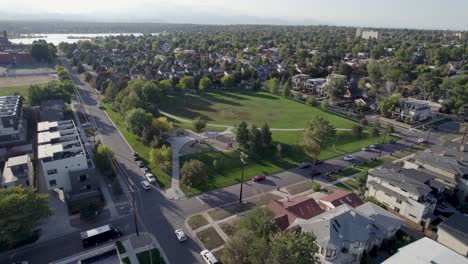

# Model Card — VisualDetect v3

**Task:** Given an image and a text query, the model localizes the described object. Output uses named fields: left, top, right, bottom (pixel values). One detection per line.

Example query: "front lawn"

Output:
left=196, top=227, right=225, bottom=250
left=160, top=89, right=358, bottom=129
left=102, top=102, right=171, bottom=189
left=187, top=214, right=209, bottom=230
left=136, top=248, right=165, bottom=264
left=180, top=130, right=392, bottom=195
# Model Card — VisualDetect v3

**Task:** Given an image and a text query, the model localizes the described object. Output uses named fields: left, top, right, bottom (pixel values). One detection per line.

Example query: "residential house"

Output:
left=0, top=95, right=26, bottom=147
left=392, top=99, right=433, bottom=124
left=1, top=154, right=34, bottom=188
left=382, top=237, right=468, bottom=264
left=365, top=164, right=438, bottom=226
left=294, top=203, right=403, bottom=264
left=291, top=74, right=328, bottom=96
left=37, top=120, right=88, bottom=192
left=406, top=150, right=468, bottom=200
left=265, top=196, right=324, bottom=230
left=318, top=190, right=364, bottom=211
left=436, top=213, right=468, bottom=257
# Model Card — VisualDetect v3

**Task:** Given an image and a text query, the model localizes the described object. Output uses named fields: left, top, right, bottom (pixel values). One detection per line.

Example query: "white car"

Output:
left=417, top=138, right=426, bottom=143
left=175, top=229, right=187, bottom=242
left=343, top=155, right=355, bottom=161
left=200, top=250, right=219, bottom=264
left=141, top=167, right=149, bottom=173
left=141, top=181, right=151, bottom=190
left=145, top=173, right=156, bottom=184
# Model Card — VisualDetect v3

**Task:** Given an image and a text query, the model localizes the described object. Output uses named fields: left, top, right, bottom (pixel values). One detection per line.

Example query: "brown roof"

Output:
left=266, top=196, right=324, bottom=230
left=319, top=190, right=364, bottom=209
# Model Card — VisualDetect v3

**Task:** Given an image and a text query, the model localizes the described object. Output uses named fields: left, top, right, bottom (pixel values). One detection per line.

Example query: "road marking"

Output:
left=196, top=196, right=205, bottom=205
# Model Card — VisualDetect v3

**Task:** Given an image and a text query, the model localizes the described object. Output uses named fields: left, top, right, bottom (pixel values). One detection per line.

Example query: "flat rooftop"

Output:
left=37, top=120, right=74, bottom=132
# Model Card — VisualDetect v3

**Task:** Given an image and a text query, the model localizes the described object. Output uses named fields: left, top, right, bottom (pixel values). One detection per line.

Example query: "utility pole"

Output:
left=239, top=152, right=248, bottom=203
left=378, top=123, right=390, bottom=158
left=130, top=186, right=139, bottom=237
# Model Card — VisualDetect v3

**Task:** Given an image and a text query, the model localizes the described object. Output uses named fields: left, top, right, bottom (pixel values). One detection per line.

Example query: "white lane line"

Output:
left=196, top=196, right=205, bottom=205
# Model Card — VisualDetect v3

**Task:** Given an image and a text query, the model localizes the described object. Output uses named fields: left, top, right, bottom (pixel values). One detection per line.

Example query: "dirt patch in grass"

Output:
left=197, top=227, right=225, bottom=250
left=187, top=214, right=209, bottom=230
left=220, top=218, right=241, bottom=237
left=246, top=192, right=281, bottom=206
left=286, top=181, right=312, bottom=195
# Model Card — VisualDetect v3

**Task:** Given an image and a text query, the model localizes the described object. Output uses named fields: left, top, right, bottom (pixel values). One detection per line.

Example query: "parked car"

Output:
left=175, top=229, right=187, bottom=242
left=200, top=250, right=219, bottom=264
left=310, top=170, right=321, bottom=177
left=141, top=181, right=151, bottom=190
left=96, top=103, right=105, bottom=110
left=252, top=175, right=266, bottom=182
left=370, top=143, right=382, bottom=149
left=136, top=160, right=145, bottom=168
left=141, top=167, right=149, bottom=173
left=417, top=138, right=426, bottom=143
left=145, top=173, right=156, bottom=184
left=133, top=155, right=140, bottom=161
left=343, top=155, right=355, bottom=161
left=299, top=162, right=311, bottom=169
left=362, top=147, right=370, bottom=151
left=314, top=160, right=323, bottom=165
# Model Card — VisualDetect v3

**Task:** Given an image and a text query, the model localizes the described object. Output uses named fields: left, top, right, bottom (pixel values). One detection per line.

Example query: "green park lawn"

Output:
left=180, top=130, right=393, bottom=195
left=0, top=85, right=30, bottom=99
left=102, top=102, right=172, bottom=189
left=159, top=89, right=358, bottom=129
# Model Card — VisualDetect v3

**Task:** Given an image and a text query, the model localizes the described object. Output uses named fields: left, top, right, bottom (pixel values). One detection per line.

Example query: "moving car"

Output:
left=200, top=250, right=219, bottom=264
left=145, top=173, right=156, bottom=184
left=299, top=162, right=311, bottom=169
left=175, top=229, right=187, bottom=242
left=343, top=155, right=354, bottom=161
left=141, top=181, right=151, bottom=190
left=81, top=224, right=121, bottom=248
left=252, top=175, right=266, bottom=182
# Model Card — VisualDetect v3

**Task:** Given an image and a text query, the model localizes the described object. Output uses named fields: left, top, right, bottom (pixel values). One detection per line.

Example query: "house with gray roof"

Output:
left=366, top=165, right=438, bottom=226
left=437, top=213, right=468, bottom=257
left=293, top=202, right=402, bottom=264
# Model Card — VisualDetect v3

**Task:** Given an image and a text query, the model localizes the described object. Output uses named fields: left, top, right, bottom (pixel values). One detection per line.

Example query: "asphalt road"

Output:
left=2, top=59, right=461, bottom=264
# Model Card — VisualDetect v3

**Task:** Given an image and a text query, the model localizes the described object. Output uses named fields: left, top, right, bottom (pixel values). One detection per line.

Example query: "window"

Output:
left=47, top=169, right=57, bottom=175
left=384, top=192, right=391, bottom=197
left=79, top=174, right=87, bottom=181
left=326, top=249, right=332, bottom=257
left=49, top=179, right=57, bottom=187
left=409, top=214, right=417, bottom=218
left=394, top=207, right=400, bottom=213
left=401, top=188, right=408, bottom=192
left=396, top=199, right=402, bottom=204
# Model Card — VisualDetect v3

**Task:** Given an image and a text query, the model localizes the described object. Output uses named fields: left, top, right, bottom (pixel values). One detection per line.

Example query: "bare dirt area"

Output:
left=0, top=74, right=56, bottom=88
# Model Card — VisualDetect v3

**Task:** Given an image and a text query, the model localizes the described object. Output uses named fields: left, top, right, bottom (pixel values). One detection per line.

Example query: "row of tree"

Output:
left=236, top=122, right=272, bottom=153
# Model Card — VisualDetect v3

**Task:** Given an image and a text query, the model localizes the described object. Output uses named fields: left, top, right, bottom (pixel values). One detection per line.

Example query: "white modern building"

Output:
left=0, top=95, right=26, bottom=147
left=37, top=120, right=88, bottom=191
left=1, top=154, right=33, bottom=188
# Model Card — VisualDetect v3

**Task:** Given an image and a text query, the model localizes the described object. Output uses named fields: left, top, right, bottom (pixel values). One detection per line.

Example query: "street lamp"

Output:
left=239, top=151, right=248, bottom=203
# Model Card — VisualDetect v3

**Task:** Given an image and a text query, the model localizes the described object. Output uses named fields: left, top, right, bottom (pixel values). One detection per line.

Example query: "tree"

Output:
left=249, top=125, right=263, bottom=152
left=261, top=123, right=272, bottom=146
left=84, top=72, right=92, bottom=82
left=180, top=159, right=208, bottom=188
left=378, top=93, right=401, bottom=117
left=268, top=232, right=320, bottom=264
left=77, top=63, right=85, bottom=74
left=306, top=96, right=317, bottom=106
left=152, top=117, right=173, bottom=134
left=103, top=81, right=118, bottom=103
left=95, top=143, right=114, bottom=173
left=221, top=74, right=236, bottom=87
left=150, top=145, right=172, bottom=172
left=321, top=99, right=329, bottom=109
left=0, top=187, right=52, bottom=245
left=351, top=124, right=364, bottom=139
left=303, top=116, right=336, bottom=160
left=325, top=77, right=346, bottom=100
left=236, top=121, right=250, bottom=146
left=192, top=117, right=207, bottom=133
left=281, top=82, right=291, bottom=98
left=311, top=181, right=321, bottom=192
left=30, top=41, right=56, bottom=63
left=178, top=76, right=195, bottom=91
left=266, top=78, right=280, bottom=94
left=222, top=229, right=270, bottom=264
left=198, top=76, right=212, bottom=92
left=159, top=79, right=173, bottom=92
left=124, top=108, right=153, bottom=136
left=337, top=62, right=353, bottom=78
left=240, top=207, right=277, bottom=238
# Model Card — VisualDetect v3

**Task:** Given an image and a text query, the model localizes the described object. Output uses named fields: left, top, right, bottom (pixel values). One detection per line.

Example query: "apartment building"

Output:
left=37, top=120, right=88, bottom=191
left=0, top=154, right=34, bottom=188
left=365, top=164, right=440, bottom=226
left=294, top=203, right=402, bottom=264
left=0, top=95, right=26, bottom=147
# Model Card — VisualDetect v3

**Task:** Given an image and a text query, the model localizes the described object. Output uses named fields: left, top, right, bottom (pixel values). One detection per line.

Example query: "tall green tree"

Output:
left=222, top=229, right=270, bottom=264
left=268, top=232, right=320, bottom=264
left=266, top=78, right=280, bottom=94
left=178, top=76, right=195, bottom=90
left=150, top=145, right=172, bottom=172
left=240, top=207, right=277, bottom=239
left=261, top=123, right=272, bottom=146
left=281, top=82, right=291, bottom=97
left=303, top=116, right=336, bottom=160
left=95, top=143, right=114, bottom=173
left=221, top=75, right=236, bottom=87
left=192, top=117, right=207, bottom=133
left=249, top=125, right=263, bottom=152
left=378, top=93, right=401, bottom=117
left=180, top=159, right=208, bottom=189
left=0, top=187, right=51, bottom=245
left=236, top=121, right=250, bottom=146
left=351, top=124, right=364, bottom=139
left=124, top=108, right=153, bottom=136
left=198, top=76, right=212, bottom=93
left=325, top=77, right=346, bottom=100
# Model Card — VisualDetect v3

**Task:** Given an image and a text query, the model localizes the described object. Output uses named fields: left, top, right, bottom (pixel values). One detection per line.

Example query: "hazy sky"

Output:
left=1, top=0, right=467, bottom=30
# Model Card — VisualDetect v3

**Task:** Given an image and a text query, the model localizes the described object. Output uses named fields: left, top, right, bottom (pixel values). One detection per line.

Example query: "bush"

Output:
left=311, top=181, right=321, bottom=192
left=360, top=118, right=368, bottom=126
left=306, top=96, right=317, bottom=106
left=371, top=127, right=380, bottom=137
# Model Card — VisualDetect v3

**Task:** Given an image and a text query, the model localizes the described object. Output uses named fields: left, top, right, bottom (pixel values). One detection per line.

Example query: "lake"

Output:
left=9, top=33, right=157, bottom=45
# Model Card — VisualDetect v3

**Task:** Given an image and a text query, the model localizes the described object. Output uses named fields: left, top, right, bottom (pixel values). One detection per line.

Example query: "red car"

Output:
left=252, top=175, right=266, bottom=182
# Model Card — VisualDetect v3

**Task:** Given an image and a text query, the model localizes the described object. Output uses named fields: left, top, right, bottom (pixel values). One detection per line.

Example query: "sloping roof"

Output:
left=266, top=196, right=324, bottom=230
left=356, top=202, right=403, bottom=232
left=369, top=167, right=432, bottom=197
left=438, top=213, right=468, bottom=246
left=382, top=237, right=468, bottom=264
left=319, top=190, right=364, bottom=209
left=414, top=151, right=468, bottom=176
left=294, top=204, right=375, bottom=249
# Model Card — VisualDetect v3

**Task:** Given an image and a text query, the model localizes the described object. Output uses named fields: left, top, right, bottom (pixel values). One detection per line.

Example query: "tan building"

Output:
left=437, top=213, right=468, bottom=257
